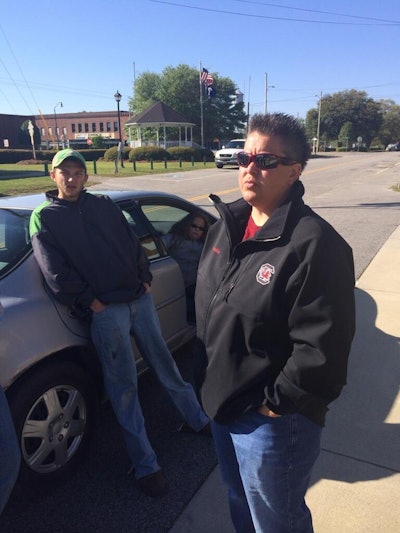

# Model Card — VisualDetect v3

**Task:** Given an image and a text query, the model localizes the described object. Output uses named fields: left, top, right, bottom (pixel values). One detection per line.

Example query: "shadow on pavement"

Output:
left=315, top=287, right=399, bottom=481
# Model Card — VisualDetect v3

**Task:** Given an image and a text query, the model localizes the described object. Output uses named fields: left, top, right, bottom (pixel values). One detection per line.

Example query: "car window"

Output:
left=226, top=140, right=245, bottom=149
left=0, top=209, right=31, bottom=277
left=120, top=206, right=161, bottom=261
left=140, top=203, right=192, bottom=236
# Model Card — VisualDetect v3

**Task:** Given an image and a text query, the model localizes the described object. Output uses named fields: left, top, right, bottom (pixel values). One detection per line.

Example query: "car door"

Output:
left=116, top=199, right=194, bottom=358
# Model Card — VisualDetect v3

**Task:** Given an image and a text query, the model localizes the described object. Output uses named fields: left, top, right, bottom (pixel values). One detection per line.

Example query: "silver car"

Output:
left=0, top=190, right=215, bottom=495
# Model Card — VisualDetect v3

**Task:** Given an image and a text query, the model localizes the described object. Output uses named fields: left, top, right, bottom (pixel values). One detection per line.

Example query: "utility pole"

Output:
left=316, top=91, right=322, bottom=153
left=54, top=101, right=63, bottom=150
left=264, top=73, right=275, bottom=114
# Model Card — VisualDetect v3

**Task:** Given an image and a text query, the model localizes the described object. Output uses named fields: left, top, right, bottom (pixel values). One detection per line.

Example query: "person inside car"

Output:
left=162, top=212, right=210, bottom=323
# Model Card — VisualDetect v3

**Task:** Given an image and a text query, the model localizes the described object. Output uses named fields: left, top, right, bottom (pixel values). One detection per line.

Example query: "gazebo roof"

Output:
left=125, top=101, right=195, bottom=127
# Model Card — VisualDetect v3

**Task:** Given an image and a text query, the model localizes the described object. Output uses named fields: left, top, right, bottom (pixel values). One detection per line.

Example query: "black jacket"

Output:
left=30, top=190, right=152, bottom=315
left=195, top=180, right=355, bottom=426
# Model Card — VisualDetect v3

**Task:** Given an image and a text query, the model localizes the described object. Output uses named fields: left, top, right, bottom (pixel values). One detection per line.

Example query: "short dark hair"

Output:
left=248, top=113, right=311, bottom=169
left=169, top=211, right=211, bottom=243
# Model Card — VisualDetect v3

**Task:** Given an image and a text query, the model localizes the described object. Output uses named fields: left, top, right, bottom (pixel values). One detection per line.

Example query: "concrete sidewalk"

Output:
left=170, top=227, right=400, bottom=533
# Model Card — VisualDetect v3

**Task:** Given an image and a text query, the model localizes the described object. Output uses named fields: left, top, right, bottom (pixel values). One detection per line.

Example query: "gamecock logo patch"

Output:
left=256, top=263, right=275, bottom=285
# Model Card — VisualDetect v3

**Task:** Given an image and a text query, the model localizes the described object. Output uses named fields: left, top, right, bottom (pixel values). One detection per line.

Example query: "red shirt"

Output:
left=242, top=215, right=262, bottom=241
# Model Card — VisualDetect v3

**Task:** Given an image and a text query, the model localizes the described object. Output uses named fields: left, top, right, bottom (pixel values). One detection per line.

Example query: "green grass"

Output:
left=0, top=160, right=216, bottom=196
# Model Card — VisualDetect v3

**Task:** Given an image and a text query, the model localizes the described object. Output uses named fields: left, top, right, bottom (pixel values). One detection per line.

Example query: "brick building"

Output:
left=0, top=104, right=197, bottom=150
left=34, top=110, right=131, bottom=149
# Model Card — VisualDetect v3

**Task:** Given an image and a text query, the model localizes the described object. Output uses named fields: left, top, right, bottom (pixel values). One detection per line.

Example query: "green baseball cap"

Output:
left=51, top=149, right=87, bottom=170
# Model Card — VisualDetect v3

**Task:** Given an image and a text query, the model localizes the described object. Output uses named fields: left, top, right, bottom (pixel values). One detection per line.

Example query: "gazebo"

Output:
left=125, top=101, right=196, bottom=148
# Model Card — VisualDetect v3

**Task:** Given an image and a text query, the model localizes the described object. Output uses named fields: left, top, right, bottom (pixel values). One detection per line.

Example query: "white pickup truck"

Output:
left=214, top=139, right=245, bottom=168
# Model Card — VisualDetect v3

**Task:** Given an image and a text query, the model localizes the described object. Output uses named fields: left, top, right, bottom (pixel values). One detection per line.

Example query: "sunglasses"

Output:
left=190, top=223, right=206, bottom=232
left=237, top=151, right=298, bottom=170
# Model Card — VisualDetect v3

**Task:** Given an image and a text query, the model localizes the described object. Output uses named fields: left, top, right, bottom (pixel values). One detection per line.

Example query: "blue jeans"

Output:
left=211, top=411, right=322, bottom=533
left=0, top=386, right=20, bottom=514
left=91, top=293, right=208, bottom=479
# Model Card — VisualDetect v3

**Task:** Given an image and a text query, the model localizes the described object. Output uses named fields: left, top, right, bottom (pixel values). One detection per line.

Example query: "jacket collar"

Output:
left=211, top=180, right=305, bottom=243
left=46, top=189, right=88, bottom=206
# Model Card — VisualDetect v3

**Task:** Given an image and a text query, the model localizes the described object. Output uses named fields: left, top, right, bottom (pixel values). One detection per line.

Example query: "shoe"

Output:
left=137, top=469, right=168, bottom=498
left=178, top=422, right=212, bottom=436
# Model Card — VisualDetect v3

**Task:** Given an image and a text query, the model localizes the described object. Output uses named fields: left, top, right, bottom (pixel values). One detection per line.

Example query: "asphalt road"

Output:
left=1, top=151, right=399, bottom=532
left=90, top=150, right=400, bottom=279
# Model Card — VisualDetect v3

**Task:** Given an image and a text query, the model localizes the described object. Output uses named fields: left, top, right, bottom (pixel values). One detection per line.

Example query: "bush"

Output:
left=128, top=147, right=170, bottom=162
left=369, top=145, right=385, bottom=152
left=0, top=150, right=49, bottom=164
left=166, top=146, right=215, bottom=162
left=103, top=146, right=130, bottom=161
left=167, top=146, right=200, bottom=161
left=199, top=148, right=215, bottom=162
left=91, top=135, right=105, bottom=149
left=0, top=148, right=108, bottom=164
left=351, top=145, right=368, bottom=152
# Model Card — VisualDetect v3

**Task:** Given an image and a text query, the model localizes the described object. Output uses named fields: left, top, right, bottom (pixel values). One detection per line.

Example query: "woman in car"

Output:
left=162, top=212, right=210, bottom=323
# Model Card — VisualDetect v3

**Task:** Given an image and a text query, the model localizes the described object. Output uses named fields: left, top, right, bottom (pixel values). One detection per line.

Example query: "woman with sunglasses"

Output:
left=162, top=212, right=210, bottom=323
left=195, top=113, right=355, bottom=532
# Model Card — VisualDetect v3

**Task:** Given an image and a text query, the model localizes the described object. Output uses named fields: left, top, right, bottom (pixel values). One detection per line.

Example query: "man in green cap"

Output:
left=30, top=149, right=210, bottom=498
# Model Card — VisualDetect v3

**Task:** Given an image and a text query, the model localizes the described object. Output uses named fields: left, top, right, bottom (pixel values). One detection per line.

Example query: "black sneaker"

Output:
left=137, top=469, right=168, bottom=498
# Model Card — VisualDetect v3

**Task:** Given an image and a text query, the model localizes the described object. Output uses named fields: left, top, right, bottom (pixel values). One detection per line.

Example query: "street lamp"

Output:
left=114, top=90, right=122, bottom=143
left=54, top=101, right=63, bottom=150
left=114, top=90, right=124, bottom=169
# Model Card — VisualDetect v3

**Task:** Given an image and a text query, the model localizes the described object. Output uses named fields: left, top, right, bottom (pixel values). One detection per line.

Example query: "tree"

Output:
left=338, top=122, right=354, bottom=150
left=131, top=72, right=162, bottom=115
left=129, top=64, right=246, bottom=146
left=305, top=90, right=382, bottom=148
left=91, top=135, right=105, bottom=149
left=18, top=120, right=41, bottom=148
left=376, top=99, right=400, bottom=147
left=305, top=108, right=318, bottom=143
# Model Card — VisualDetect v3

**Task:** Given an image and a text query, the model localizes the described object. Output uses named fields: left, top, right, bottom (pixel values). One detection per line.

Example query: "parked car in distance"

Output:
left=214, top=139, right=245, bottom=168
left=385, top=142, right=400, bottom=151
left=0, top=190, right=215, bottom=497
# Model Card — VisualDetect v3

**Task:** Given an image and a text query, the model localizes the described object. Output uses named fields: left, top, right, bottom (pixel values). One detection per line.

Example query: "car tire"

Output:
left=216, top=164, right=223, bottom=168
left=8, top=360, right=99, bottom=498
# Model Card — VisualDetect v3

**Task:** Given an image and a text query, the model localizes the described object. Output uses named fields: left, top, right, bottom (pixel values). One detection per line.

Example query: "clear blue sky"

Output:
left=1, top=0, right=399, bottom=120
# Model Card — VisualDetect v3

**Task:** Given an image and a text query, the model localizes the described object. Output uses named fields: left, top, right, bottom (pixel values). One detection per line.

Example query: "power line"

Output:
left=0, top=24, right=38, bottom=114
left=231, top=0, right=400, bottom=25
left=147, top=0, right=400, bottom=25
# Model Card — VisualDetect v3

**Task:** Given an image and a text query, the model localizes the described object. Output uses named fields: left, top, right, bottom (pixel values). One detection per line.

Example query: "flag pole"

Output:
left=199, top=61, right=204, bottom=148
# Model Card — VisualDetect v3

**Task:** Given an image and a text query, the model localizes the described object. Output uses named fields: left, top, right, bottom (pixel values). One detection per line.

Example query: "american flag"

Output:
left=201, top=67, right=214, bottom=86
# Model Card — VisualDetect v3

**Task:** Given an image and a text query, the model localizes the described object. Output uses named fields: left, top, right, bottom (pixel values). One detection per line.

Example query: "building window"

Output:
left=49, top=127, right=52, bottom=136
left=72, top=124, right=76, bottom=133
left=41, top=128, right=45, bottom=136
left=92, top=123, right=96, bottom=132
left=114, top=121, right=118, bottom=132
left=84, top=123, right=89, bottom=133
left=78, top=124, right=82, bottom=133
left=100, top=122, right=104, bottom=132
left=106, top=122, right=111, bottom=132
left=63, top=127, right=67, bottom=135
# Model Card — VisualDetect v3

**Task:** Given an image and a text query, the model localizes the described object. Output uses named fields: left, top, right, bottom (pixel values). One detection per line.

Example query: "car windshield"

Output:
left=225, top=140, right=245, bottom=149
left=0, top=208, right=31, bottom=276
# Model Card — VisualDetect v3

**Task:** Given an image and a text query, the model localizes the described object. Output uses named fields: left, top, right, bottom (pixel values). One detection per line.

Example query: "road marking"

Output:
left=189, top=187, right=239, bottom=202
